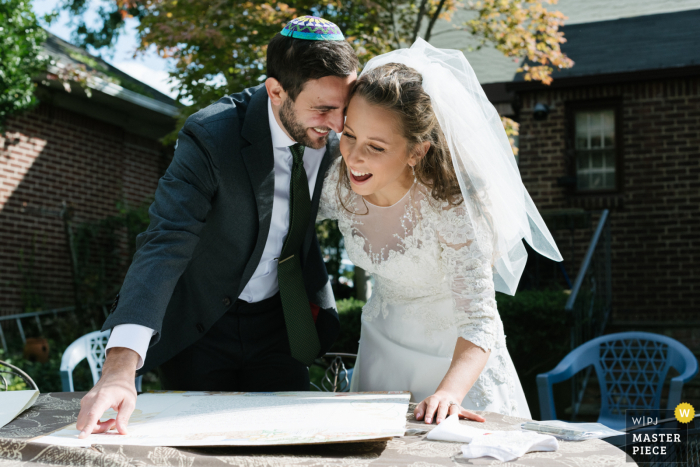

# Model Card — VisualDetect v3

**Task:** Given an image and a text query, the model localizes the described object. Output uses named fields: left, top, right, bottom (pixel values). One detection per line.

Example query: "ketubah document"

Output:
left=33, top=391, right=411, bottom=447
left=0, top=390, right=39, bottom=429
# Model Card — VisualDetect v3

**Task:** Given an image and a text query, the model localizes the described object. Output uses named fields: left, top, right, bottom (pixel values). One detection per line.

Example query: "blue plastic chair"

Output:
left=60, top=330, right=143, bottom=392
left=537, top=331, right=698, bottom=431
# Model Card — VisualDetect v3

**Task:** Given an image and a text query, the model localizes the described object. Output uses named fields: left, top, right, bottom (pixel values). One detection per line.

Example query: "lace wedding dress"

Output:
left=318, top=158, right=531, bottom=418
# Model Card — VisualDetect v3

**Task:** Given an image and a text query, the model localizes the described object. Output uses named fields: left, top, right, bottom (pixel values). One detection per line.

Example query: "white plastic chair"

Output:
left=60, top=330, right=143, bottom=392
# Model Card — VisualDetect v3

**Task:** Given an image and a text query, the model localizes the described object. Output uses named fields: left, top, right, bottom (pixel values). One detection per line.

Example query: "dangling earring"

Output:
left=411, top=164, right=417, bottom=183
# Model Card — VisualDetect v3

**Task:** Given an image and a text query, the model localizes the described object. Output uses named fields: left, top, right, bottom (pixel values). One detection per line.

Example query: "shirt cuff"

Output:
left=106, top=324, right=155, bottom=370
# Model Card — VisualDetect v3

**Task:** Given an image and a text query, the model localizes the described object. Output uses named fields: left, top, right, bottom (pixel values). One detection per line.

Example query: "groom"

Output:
left=75, top=16, right=358, bottom=437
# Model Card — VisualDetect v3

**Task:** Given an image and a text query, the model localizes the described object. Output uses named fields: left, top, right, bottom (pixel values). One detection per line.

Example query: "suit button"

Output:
left=196, top=323, right=205, bottom=333
left=223, top=297, right=231, bottom=306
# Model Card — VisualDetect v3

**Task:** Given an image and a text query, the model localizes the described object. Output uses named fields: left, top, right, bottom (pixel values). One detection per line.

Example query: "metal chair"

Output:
left=60, top=330, right=143, bottom=392
left=311, top=353, right=356, bottom=392
left=537, top=331, right=698, bottom=431
left=0, top=359, right=38, bottom=391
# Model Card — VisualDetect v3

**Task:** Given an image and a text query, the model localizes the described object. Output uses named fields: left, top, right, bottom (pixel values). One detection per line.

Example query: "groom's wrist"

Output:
left=103, top=347, right=140, bottom=379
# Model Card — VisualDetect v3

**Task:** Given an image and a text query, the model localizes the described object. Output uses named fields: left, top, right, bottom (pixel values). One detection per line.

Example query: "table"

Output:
left=0, top=392, right=633, bottom=466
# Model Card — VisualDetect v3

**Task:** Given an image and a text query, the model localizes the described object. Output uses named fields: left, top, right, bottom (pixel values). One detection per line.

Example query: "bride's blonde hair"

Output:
left=337, top=63, right=463, bottom=208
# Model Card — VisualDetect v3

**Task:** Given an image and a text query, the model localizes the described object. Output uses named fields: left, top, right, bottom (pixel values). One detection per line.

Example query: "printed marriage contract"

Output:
left=33, top=391, right=411, bottom=447
left=0, top=389, right=39, bottom=429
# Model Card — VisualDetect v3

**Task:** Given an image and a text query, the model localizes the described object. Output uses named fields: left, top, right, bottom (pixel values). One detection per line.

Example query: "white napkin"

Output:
left=426, top=414, right=559, bottom=462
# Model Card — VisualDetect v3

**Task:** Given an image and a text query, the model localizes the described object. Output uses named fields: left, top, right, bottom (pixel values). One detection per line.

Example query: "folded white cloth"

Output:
left=426, top=414, right=559, bottom=462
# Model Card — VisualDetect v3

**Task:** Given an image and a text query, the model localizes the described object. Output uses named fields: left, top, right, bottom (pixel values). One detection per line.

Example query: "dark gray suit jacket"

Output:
left=103, top=85, right=340, bottom=375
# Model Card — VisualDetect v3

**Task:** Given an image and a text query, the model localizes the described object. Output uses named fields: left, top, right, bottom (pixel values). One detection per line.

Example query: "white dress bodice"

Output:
left=318, top=158, right=530, bottom=417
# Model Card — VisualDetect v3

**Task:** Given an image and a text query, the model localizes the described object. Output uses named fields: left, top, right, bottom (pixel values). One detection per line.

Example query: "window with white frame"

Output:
left=574, top=110, right=616, bottom=190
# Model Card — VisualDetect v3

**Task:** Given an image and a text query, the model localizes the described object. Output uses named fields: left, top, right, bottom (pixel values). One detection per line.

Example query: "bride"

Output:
left=317, top=39, right=563, bottom=425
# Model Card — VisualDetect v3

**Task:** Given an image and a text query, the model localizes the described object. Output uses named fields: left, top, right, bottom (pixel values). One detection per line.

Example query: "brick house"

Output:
left=432, top=5, right=699, bottom=333
left=489, top=10, right=700, bottom=406
left=0, top=32, right=178, bottom=316
left=427, top=2, right=700, bottom=411
left=511, top=9, right=699, bottom=324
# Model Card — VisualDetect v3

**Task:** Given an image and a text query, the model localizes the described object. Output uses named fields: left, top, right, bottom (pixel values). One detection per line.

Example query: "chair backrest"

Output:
left=590, top=332, right=697, bottom=425
left=60, top=330, right=111, bottom=392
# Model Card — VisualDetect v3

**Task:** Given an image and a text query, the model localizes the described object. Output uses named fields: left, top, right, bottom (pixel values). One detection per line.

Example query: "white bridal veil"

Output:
left=361, top=38, right=563, bottom=295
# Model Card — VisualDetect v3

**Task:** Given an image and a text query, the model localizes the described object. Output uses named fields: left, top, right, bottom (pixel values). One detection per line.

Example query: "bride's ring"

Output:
left=448, top=401, right=458, bottom=407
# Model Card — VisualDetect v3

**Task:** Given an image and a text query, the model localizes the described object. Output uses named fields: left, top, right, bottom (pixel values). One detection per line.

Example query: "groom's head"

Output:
left=265, top=17, right=358, bottom=149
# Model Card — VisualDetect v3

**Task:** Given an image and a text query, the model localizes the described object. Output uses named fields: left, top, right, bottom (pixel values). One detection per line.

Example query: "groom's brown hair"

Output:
left=266, top=34, right=358, bottom=101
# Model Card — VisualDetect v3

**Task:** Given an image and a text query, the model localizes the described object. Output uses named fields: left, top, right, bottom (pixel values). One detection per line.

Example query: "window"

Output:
left=574, top=109, right=616, bottom=191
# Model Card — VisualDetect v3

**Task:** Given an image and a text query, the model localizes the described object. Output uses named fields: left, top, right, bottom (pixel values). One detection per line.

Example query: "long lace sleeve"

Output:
left=316, top=156, right=343, bottom=222
left=437, top=203, right=500, bottom=353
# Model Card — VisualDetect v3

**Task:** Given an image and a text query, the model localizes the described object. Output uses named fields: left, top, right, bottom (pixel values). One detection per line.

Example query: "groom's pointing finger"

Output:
left=77, top=397, right=112, bottom=439
left=115, top=397, right=135, bottom=435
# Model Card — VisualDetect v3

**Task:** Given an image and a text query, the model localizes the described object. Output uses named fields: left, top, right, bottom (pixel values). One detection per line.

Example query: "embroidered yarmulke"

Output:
left=280, top=16, right=344, bottom=41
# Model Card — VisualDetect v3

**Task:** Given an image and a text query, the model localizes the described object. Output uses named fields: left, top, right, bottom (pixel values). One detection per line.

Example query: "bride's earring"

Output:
left=411, top=164, right=417, bottom=183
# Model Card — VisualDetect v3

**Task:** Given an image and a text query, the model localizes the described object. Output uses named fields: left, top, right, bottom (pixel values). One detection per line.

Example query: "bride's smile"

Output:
left=348, top=167, right=372, bottom=184
left=340, top=95, right=428, bottom=207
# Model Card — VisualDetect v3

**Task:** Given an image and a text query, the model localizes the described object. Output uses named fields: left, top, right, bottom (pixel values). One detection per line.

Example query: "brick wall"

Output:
left=0, top=102, right=167, bottom=315
left=516, top=75, right=700, bottom=331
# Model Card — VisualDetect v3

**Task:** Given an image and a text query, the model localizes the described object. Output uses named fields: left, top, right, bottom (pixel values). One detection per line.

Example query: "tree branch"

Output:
left=411, top=0, right=429, bottom=43
left=428, top=24, right=460, bottom=38
left=388, top=1, right=402, bottom=49
left=424, top=0, right=447, bottom=42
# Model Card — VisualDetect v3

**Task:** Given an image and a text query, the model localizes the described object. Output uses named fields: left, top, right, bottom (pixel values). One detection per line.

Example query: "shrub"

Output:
left=0, top=312, right=109, bottom=392
left=497, top=289, right=571, bottom=378
left=0, top=346, right=92, bottom=392
left=497, top=289, right=571, bottom=417
left=330, top=298, right=364, bottom=354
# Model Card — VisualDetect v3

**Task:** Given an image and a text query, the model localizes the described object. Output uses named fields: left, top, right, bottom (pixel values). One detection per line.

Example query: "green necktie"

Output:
left=277, top=143, right=321, bottom=366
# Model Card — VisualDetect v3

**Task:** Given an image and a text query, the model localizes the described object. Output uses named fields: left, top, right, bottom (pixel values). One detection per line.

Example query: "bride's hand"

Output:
left=414, top=391, right=486, bottom=425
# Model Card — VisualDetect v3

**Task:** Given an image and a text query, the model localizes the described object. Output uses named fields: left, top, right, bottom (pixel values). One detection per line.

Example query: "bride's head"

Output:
left=338, top=63, right=462, bottom=207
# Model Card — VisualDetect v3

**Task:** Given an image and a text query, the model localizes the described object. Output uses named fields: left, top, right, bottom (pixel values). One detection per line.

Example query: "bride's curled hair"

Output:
left=339, top=63, right=463, bottom=206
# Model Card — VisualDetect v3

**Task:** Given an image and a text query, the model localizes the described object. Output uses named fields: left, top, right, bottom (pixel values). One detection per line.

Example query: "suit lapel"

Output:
left=237, top=86, right=340, bottom=287
left=238, top=87, right=276, bottom=295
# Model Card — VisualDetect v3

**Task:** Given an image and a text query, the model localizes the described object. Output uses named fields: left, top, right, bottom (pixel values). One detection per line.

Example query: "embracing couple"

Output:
left=76, top=16, right=562, bottom=438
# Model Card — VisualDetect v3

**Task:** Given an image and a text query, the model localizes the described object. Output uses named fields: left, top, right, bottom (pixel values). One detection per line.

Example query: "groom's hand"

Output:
left=75, top=347, right=139, bottom=438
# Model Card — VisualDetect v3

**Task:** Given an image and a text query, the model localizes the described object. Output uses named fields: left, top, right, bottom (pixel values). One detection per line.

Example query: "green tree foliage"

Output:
left=70, top=199, right=152, bottom=312
left=0, top=0, right=47, bottom=131
left=56, top=1, right=572, bottom=144
left=330, top=298, right=365, bottom=354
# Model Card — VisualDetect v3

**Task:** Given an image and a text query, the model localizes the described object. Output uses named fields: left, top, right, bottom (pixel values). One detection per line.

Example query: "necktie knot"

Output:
left=290, top=143, right=305, bottom=166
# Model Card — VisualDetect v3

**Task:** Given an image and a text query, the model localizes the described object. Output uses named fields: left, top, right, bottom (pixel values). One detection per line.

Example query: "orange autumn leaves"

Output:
left=80, top=0, right=571, bottom=150
left=465, top=0, right=573, bottom=85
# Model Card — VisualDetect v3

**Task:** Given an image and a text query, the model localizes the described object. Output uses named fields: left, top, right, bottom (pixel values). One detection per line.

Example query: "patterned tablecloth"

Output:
left=0, top=392, right=633, bottom=467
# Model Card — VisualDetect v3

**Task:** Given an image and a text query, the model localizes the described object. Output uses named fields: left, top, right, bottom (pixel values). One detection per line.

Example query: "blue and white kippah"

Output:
left=280, top=16, right=344, bottom=41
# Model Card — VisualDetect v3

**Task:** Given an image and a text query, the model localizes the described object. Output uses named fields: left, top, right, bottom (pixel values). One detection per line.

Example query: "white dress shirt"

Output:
left=106, top=98, right=327, bottom=369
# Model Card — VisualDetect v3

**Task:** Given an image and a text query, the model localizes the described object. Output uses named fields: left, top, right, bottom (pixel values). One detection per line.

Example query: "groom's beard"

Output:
left=279, top=97, right=329, bottom=150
